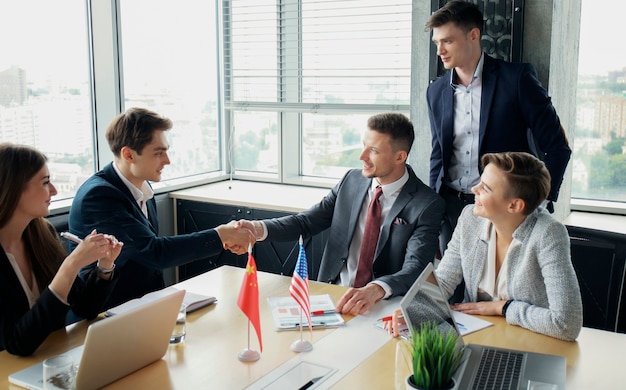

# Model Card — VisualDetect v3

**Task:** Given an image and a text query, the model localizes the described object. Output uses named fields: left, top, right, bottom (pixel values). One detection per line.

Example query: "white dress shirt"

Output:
left=445, top=53, right=484, bottom=194
left=112, top=162, right=154, bottom=218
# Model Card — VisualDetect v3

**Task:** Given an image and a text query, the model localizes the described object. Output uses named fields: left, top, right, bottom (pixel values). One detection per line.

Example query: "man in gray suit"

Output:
left=238, top=113, right=444, bottom=315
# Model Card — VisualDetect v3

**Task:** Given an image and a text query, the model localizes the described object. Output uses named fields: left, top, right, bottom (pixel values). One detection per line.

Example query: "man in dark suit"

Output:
left=237, top=113, right=445, bottom=315
left=69, top=108, right=255, bottom=309
left=426, top=1, right=571, bottom=255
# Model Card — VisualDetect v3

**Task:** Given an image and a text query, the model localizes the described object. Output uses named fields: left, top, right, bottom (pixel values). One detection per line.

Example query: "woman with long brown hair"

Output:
left=0, top=143, right=123, bottom=356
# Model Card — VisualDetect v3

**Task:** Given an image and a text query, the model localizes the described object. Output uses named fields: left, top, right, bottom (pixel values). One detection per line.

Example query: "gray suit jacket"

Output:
left=264, top=165, right=444, bottom=297
left=435, top=205, right=583, bottom=341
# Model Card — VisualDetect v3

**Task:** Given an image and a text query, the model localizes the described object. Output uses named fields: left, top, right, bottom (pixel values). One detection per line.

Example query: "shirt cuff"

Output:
left=47, top=284, right=70, bottom=306
left=258, top=221, right=268, bottom=241
left=370, top=280, right=392, bottom=299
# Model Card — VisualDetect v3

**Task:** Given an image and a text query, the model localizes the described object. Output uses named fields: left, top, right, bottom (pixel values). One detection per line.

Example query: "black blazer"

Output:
left=264, top=165, right=445, bottom=297
left=0, top=249, right=117, bottom=356
left=427, top=55, right=571, bottom=201
left=69, top=163, right=224, bottom=308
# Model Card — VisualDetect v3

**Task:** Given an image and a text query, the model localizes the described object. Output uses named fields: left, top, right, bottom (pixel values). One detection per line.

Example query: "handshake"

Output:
left=214, top=219, right=264, bottom=255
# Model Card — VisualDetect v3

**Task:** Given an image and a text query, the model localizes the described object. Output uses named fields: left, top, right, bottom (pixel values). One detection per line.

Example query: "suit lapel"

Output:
left=103, top=163, right=158, bottom=234
left=0, top=247, right=30, bottom=311
left=441, top=83, right=455, bottom=164
left=480, top=55, right=497, bottom=148
left=375, top=167, right=419, bottom=259
left=347, top=178, right=371, bottom=244
left=146, top=197, right=159, bottom=233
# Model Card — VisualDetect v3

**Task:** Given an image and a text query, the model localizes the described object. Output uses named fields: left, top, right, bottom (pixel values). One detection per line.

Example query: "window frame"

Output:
left=40, top=0, right=626, bottom=217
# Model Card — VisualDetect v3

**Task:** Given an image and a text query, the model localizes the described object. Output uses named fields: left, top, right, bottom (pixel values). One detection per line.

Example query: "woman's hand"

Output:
left=69, top=230, right=123, bottom=270
left=52, top=230, right=124, bottom=299
left=94, top=233, right=124, bottom=270
left=451, top=300, right=504, bottom=316
left=382, top=308, right=407, bottom=337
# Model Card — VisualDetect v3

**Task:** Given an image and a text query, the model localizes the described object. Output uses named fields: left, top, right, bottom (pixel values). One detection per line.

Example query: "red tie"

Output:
left=354, top=186, right=383, bottom=288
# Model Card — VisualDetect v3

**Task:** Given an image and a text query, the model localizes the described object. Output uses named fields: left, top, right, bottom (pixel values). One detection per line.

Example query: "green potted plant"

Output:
left=406, top=321, right=465, bottom=390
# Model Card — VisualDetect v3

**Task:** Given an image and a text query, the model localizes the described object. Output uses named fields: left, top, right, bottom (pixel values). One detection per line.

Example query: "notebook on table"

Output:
left=9, top=288, right=185, bottom=390
left=400, top=263, right=566, bottom=390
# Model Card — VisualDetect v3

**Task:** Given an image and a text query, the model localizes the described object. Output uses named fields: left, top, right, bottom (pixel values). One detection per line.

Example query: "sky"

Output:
left=577, top=0, right=626, bottom=75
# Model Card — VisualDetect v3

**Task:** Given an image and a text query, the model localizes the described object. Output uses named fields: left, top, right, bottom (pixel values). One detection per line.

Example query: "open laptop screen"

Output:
left=399, top=263, right=461, bottom=340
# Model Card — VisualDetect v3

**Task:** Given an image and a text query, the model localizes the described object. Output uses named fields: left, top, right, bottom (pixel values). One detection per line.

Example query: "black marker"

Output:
left=298, top=376, right=323, bottom=390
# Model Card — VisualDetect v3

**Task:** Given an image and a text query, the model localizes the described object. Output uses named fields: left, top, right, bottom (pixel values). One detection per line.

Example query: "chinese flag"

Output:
left=237, top=251, right=263, bottom=351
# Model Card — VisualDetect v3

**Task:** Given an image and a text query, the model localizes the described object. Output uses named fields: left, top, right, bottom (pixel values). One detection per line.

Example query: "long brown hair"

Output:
left=0, top=143, right=66, bottom=290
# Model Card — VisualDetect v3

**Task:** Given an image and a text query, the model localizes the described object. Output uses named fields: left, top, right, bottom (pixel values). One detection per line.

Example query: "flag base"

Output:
left=238, top=348, right=261, bottom=362
left=290, top=339, right=313, bottom=352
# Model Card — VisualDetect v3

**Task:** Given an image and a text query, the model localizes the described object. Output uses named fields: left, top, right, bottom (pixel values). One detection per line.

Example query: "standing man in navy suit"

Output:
left=69, top=108, right=255, bottom=309
left=237, top=113, right=445, bottom=315
left=426, top=1, right=571, bottom=256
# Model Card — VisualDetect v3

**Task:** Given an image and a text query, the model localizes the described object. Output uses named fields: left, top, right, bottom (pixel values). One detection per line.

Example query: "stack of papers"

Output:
left=267, top=294, right=345, bottom=330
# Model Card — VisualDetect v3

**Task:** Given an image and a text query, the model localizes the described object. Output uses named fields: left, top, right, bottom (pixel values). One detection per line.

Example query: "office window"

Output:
left=573, top=0, right=626, bottom=206
left=224, top=0, right=411, bottom=180
left=0, top=0, right=93, bottom=199
left=119, top=0, right=220, bottom=181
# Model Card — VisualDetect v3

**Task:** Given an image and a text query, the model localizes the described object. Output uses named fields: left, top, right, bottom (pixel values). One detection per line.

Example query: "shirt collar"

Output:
left=450, top=52, right=485, bottom=87
left=112, top=161, right=154, bottom=203
left=372, top=166, right=409, bottom=196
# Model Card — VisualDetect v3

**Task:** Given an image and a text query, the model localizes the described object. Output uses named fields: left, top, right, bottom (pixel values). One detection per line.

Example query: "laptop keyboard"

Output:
left=471, top=349, right=523, bottom=390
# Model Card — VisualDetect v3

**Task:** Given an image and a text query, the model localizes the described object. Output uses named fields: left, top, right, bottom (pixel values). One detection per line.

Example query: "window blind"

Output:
left=223, top=0, right=412, bottom=111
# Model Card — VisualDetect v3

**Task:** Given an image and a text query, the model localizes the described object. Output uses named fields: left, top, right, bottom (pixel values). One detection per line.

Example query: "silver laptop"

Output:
left=9, top=288, right=185, bottom=390
left=400, top=263, right=566, bottom=390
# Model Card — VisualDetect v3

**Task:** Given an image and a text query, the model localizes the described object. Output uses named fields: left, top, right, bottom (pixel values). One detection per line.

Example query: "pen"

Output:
left=311, top=310, right=336, bottom=316
left=298, top=376, right=323, bottom=390
left=60, top=232, right=83, bottom=243
left=380, top=314, right=403, bottom=322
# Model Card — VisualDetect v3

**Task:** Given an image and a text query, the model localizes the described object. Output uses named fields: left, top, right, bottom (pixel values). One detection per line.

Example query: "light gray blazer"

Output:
left=435, top=205, right=583, bottom=341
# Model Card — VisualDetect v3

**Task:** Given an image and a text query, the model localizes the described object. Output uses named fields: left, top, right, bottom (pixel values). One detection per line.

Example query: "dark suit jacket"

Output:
left=0, top=249, right=118, bottom=356
left=69, top=162, right=224, bottom=308
left=427, top=55, right=571, bottom=201
left=264, top=165, right=444, bottom=297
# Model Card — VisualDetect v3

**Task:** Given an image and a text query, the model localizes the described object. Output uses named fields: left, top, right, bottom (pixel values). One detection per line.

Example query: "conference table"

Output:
left=2, top=265, right=624, bottom=389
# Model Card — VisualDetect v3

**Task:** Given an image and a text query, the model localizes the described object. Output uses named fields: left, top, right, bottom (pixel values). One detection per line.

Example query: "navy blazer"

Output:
left=427, top=55, right=571, bottom=201
left=0, top=249, right=118, bottom=356
left=69, top=163, right=224, bottom=308
left=264, top=165, right=445, bottom=297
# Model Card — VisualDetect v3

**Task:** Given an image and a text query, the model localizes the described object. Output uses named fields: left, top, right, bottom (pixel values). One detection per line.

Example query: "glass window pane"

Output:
left=228, top=0, right=278, bottom=102
left=302, top=113, right=387, bottom=178
left=232, top=111, right=278, bottom=173
left=574, top=0, right=626, bottom=202
left=120, top=0, right=220, bottom=180
left=0, top=0, right=93, bottom=200
left=301, top=1, right=411, bottom=105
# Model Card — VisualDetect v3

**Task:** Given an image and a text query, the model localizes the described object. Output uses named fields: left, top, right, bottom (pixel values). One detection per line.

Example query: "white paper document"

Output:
left=267, top=294, right=345, bottom=330
left=375, top=309, right=492, bottom=338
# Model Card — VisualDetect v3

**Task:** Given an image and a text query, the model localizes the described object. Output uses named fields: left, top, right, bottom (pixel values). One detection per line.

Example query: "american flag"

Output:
left=289, top=236, right=312, bottom=332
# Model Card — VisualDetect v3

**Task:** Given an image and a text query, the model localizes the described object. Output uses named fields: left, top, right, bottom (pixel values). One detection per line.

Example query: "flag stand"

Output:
left=237, top=245, right=262, bottom=362
left=289, top=236, right=313, bottom=353
left=290, top=312, right=312, bottom=352
left=238, top=321, right=261, bottom=361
